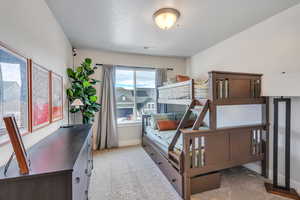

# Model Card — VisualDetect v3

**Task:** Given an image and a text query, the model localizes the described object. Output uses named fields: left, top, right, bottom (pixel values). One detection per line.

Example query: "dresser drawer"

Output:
left=73, top=135, right=91, bottom=200
left=86, top=137, right=93, bottom=190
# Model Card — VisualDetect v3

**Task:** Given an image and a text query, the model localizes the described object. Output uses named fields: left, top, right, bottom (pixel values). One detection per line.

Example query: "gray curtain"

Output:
left=155, top=68, right=168, bottom=113
left=96, top=65, right=118, bottom=150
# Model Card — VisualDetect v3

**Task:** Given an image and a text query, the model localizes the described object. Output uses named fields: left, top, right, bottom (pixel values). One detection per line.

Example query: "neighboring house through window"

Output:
left=115, top=67, right=156, bottom=124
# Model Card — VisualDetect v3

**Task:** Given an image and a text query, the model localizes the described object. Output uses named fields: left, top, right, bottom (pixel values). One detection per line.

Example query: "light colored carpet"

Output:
left=90, top=146, right=290, bottom=200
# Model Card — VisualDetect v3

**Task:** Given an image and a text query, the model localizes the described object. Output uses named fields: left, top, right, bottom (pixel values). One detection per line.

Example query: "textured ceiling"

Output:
left=45, top=0, right=299, bottom=57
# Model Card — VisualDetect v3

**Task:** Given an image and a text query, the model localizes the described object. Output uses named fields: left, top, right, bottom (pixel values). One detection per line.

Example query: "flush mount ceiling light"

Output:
left=153, top=8, right=180, bottom=30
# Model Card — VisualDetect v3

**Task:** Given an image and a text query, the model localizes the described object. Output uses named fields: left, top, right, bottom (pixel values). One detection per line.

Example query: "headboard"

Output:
left=209, top=71, right=265, bottom=105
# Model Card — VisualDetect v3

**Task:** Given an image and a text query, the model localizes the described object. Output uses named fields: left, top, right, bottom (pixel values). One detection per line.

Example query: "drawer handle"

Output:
left=171, top=178, right=176, bottom=183
left=150, top=153, right=155, bottom=156
left=85, top=169, right=92, bottom=177
left=158, top=162, right=162, bottom=165
left=75, top=177, right=80, bottom=183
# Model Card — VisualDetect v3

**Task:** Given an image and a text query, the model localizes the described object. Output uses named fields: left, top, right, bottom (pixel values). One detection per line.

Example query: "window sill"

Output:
left=117, top=121, right=142, bottom=128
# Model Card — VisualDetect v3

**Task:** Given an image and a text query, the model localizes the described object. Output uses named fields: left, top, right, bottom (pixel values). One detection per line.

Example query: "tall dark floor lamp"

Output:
left=265, top=97, right=300, bottom=200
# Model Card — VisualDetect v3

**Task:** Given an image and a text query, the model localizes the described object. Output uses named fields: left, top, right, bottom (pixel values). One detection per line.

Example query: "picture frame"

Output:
left=3, top=115, right=30, bottom=175
left=51, top=72, right=63, bottom=122
left=30, top=61, right=51, bottom=130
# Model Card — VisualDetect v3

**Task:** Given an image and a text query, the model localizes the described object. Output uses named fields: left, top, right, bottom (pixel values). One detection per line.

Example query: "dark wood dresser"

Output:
left=0, top=124, right=93, bottom=200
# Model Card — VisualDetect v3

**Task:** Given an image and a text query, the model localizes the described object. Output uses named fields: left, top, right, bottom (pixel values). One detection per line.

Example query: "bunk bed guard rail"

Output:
left=181, top=124, right=267, bottom=177
left=157, top=71, right=264, bottom=105
left=158, top=80, right=196, bottom=105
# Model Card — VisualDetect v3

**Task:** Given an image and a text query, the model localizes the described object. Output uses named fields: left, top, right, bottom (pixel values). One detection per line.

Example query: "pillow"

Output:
left=157, top=120, right=178, bottom=131
left=181, top=119, right=195, bottom=128
left=150, top=113, right=175, bottom=129
left=176, top=75, right=190, bottom=82
left=174, top=112, right=197, bottom=121
left=174, top=119, right=196, bottom=128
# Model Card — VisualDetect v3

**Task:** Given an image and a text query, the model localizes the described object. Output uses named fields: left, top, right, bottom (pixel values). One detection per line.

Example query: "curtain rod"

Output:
left=95, top=63, right=173, bottom=71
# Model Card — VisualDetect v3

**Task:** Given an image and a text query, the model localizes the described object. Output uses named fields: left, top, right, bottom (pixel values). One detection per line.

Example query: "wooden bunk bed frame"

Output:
left=142, top=71, right=269, bottom=200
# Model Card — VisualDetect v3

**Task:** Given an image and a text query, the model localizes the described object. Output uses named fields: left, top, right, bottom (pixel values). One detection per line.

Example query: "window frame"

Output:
left=0, top=42, right=31, bottom=146
left=115, top=66, right=157, bottom=124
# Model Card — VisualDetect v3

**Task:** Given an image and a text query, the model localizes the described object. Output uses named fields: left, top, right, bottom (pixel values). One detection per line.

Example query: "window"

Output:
left=115, top=67, right=156, bottom=123
left=0, top=43, right=65, bottom=146
left=0, top=46, right=29, bottom=143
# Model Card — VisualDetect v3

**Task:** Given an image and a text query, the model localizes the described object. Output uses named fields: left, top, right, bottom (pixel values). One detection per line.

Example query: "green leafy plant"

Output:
left=66, top=58, right=101, bottom=124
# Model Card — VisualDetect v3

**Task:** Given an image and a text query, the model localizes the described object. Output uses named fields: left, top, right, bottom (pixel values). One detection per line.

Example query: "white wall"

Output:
left=187, top=4, right=300, bottom=97
left=75, top=49, right=187, bottom=148
left=187, top=4, right=300, bottom=191
left=0, top=0, right=72, bottom=165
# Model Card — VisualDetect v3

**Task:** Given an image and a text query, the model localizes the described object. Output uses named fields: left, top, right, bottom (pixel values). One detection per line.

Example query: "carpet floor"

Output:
left=89, top=146, right=290, bottom=200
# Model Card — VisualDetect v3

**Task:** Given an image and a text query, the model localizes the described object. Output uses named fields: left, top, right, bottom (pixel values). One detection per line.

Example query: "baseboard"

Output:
left=119, top=139, right=141, bottom=147
left=244, top=163, right=300, bottom=193
left=268, top=170, right=300, bottom=193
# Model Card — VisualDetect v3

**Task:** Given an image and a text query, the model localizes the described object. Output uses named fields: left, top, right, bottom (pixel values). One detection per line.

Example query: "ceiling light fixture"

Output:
left=153, top=8, right=180, bottom=30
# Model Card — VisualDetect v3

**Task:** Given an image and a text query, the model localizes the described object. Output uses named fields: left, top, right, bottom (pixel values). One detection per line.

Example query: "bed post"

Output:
left=190, top=79, right=195, bottom=99
left=183, top=133, right=191, bottom=200
left=262, top=97, right=269, bottom=178
left=142, top=115, right=150, bottom=146
left=209, top=104, right=217, bottom=130
left=208, top=72, right=217, bottom=129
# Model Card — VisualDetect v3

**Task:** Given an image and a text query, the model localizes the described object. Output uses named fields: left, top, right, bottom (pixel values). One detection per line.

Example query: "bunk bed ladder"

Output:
left=192, top=100, right=209, bottom=130
left=168, top=100, right=197, bottom=152
left=168, top=99, right=210, bottom=152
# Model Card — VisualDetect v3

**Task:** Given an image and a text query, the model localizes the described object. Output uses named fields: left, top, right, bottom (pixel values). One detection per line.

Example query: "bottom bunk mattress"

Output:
left=145, top=126, right=183, bottom=154
left=144, top=126, right=209, bottom=168
left=144, top=126, right=209, bottom=152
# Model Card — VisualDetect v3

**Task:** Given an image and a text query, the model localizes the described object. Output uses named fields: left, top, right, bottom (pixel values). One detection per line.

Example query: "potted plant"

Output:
left=66, top=58, right=101, bottom=124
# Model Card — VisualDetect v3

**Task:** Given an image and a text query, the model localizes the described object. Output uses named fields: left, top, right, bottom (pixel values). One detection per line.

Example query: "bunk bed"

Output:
left=142, top=71, right=269, bottom=200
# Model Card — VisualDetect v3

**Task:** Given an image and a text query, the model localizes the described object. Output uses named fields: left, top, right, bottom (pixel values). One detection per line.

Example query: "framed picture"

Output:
left=31, top=61, right=50, bottom=130
left=0, top=42, right=30, bottom=144
left=51, top=72, right=63, bottom=122
left=3, top=115, right=30, bottom=175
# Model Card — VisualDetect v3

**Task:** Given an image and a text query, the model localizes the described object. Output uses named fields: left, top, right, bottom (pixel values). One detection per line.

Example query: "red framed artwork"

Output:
left=30, top=61, right=51, bottom=130
left=51, top=72, right=63, bottom=122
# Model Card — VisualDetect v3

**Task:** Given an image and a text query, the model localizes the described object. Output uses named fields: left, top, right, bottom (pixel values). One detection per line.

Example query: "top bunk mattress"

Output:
left=158, top=80, right=209, bottom=104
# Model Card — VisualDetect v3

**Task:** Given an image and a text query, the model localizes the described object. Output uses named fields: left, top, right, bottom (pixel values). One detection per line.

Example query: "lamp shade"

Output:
left=71, top=99, right=84, bottom=108
left=153, top=8, right=180, bottom=30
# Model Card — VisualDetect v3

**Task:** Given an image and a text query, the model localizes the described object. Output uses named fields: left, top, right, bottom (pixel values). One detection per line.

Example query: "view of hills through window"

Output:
left=115, top=68, right=156, bottom=123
